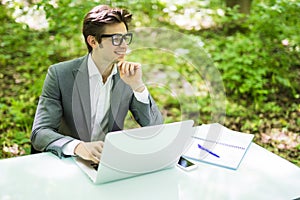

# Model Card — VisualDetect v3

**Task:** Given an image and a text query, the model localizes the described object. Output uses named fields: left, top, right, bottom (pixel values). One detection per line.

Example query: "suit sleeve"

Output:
left=31, top=66, right=73, bottom=158
left=130, top=92, right=164, bottom=127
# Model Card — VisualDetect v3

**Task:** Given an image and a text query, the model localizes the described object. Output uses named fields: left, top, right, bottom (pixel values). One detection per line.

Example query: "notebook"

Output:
left=183, top=123, right=254, bottom=170
left=73, top=120, right=195, bottom=184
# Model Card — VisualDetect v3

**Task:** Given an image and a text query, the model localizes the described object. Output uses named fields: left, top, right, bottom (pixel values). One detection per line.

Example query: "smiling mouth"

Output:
left=114, top=51, right=126, bottom=55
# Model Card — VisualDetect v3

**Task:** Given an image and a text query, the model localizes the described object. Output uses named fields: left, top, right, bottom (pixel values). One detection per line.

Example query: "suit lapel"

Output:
left=72, top=56, right=92, bottom=140
left=72, top=57, right=125, bottom=138
left=108, top=72, right=125, bottom=131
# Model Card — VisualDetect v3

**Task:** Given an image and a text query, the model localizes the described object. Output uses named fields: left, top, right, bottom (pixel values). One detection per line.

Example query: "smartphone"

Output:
left=177, top=156, right=198, bottom=171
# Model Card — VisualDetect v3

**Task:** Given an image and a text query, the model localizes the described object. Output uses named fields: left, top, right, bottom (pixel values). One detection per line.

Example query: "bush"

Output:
left=1, top=0, right=299, bottom=166
left=206, top=0, right=300, bottom=106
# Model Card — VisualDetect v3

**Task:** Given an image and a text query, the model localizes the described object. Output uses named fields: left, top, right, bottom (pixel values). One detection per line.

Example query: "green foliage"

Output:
left=206, top=0, right=300, bottom=106
left=201, top=2, right=300, bottom=166
left=0, top=5, right=40, bottom=157
left=0, top=0, right=299, bottom=166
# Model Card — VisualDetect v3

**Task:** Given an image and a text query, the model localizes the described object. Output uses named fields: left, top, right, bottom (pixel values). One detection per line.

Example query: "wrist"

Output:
left=132, top=83, right=145, bottom=92
left=62, top=139, right=82, bottom=156
left=74, top=142, right=83, bottom=155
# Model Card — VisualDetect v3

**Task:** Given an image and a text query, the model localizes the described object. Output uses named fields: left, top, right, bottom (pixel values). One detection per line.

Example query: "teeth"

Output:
left=115, top=51, right=126, bottom=55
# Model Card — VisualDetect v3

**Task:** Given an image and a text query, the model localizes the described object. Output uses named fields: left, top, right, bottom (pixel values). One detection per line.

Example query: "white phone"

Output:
left=177, top=156, right=198, bottom=171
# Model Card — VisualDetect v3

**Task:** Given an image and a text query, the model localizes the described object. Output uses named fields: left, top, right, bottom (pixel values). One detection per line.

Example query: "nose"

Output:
left=119, top=38, right=128, bottom=48
left=117, top=41, right=128, bottom=53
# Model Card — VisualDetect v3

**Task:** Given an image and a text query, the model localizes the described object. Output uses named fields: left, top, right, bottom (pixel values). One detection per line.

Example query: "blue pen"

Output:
left=198, top=144, right=220, bottom=158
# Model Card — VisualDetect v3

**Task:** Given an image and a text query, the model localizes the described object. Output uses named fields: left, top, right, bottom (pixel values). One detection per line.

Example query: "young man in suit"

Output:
left=31, top=5, right=163, bottom=163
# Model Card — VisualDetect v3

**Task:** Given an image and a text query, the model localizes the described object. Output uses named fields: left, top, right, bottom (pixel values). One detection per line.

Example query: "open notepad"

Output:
left=183, top=123, right=254, bottom=170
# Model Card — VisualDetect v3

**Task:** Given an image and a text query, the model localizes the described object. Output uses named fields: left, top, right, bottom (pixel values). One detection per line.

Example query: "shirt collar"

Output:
left=88, top=54, right=100, bottom=78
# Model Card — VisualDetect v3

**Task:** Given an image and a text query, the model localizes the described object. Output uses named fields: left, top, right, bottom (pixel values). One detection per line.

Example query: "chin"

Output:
left=117, top=56, right=125, bottom=61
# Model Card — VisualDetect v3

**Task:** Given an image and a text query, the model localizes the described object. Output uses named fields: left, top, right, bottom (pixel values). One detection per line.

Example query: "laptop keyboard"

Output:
left=91, top=163, right=98, bottom=170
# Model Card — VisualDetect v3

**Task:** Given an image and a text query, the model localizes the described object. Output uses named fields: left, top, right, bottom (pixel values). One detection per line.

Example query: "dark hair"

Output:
left=82, top=5, right=132, bottom=52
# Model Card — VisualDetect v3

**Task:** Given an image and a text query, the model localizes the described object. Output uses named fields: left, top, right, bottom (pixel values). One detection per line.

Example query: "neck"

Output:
left=91, top=53, right=114, bottom=82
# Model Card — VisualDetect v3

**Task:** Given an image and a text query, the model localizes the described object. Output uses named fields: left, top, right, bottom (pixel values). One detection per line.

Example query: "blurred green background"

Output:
left=0, top=0, right=299, bottom=166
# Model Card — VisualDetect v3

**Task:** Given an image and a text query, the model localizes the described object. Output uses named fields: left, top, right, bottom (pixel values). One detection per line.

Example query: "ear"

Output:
left=87, top=35, right=98, bottom=49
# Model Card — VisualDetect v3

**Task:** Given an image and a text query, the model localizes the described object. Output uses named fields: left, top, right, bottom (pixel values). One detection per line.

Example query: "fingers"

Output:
left=118, top=61, right=141, bottom=76
left=91, top=141, right=104, bottom=163
left=89, top=141, right=104, bottom=163
left=75, top=141, right=104, bottom=164
left=117, top=61, right=144, bottom=90
left=90, top=150, right=101, bottom=163
left=90, top=154, right=100, bottom=164
left=129, top=64, right=135, bottom=76
left=80, top=143, right=98, bottom=164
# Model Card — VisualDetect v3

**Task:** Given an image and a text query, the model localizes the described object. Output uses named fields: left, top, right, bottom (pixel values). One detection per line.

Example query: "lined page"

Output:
left=183, top=123, right=254, bottom=170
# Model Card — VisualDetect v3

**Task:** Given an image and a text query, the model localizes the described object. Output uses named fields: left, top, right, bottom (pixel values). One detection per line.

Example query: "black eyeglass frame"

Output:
left=100, top=33, right=133, bottom=46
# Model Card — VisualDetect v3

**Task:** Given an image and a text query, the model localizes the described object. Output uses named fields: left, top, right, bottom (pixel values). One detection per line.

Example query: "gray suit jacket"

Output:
left=31, top=55, right=163, bottom=157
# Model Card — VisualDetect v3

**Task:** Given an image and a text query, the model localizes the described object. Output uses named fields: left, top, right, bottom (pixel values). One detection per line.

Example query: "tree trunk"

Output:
left=225, top=0, right=253, bottom=14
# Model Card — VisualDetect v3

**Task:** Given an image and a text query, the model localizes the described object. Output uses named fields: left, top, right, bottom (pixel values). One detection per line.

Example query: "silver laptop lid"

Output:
left=100, top=120, right=195, bottom=175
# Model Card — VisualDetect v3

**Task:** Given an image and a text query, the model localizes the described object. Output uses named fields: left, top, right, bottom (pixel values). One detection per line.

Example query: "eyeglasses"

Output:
left=100, top=33, right=133, bottom=46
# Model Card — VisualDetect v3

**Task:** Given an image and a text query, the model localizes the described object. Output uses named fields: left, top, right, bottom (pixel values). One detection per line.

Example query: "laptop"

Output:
left=73, top=120, right=195, bottom=184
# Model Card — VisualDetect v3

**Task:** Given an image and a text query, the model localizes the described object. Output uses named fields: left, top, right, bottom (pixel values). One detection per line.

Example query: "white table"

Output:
left=0, top=143, right=299, bottom=200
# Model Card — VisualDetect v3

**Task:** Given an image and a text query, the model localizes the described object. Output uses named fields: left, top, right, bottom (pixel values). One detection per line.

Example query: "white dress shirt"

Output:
left=62, top=54, right=149, bottom=155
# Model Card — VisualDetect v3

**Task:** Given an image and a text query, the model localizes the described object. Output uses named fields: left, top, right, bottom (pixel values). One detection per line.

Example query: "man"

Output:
left=31, top=5, right=163, bottom=164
